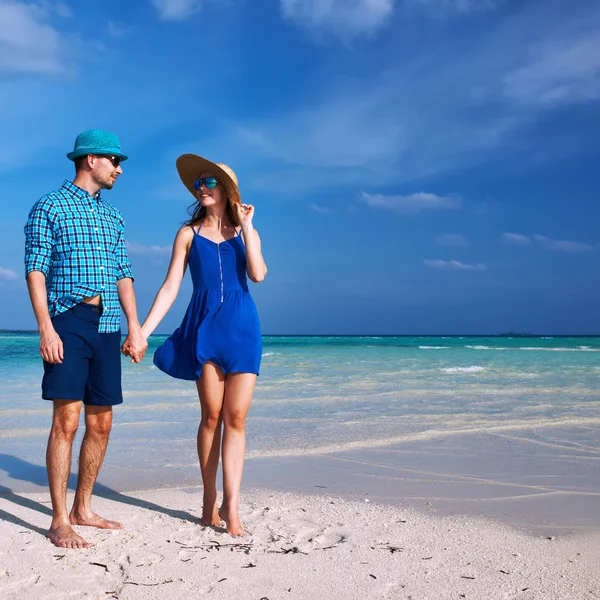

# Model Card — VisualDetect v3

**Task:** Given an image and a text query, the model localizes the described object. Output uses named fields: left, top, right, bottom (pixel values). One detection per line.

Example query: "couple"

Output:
left=24, top=129, right=267, bottom=549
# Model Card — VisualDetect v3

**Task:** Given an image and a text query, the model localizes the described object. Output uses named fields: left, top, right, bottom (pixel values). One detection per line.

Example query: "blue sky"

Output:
left=1, top=0, right=599, bottom=335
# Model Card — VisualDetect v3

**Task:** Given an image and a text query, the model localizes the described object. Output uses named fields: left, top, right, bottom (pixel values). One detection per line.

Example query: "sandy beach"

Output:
left=1, top=485, right=599, bottom=600
left=3, top=335, right=600, bottom=598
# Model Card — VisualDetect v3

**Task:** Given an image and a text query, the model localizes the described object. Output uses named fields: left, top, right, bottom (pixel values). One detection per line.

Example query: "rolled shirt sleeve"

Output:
left=24, top=202, right=53, bottom=278
left=115, top=220, right=134, bottom=281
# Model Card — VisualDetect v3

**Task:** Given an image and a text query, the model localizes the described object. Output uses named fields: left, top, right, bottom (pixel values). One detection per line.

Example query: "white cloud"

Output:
left=127, top=241, right=172, bottom=265
left=232, top=79, right=519, bottom=189
left=53, top=2, right=72, bottom=18
left=127, top=241, right=171, bottom=255
left=230, top=2, right=600, bottom=189
left=309, top=203, right=333, bottom=214
left=361, top=191, right=461, bottom=213
left=108, top=20, right=130, bottom=38
left=502, top=232, right=594, bottom=252
left=280, top=0, right=394, bottom=41
left=424, top=259, right=487, bottom=271
left=533, top=234, right=593, bottom=253
left=0, top=0, right=66, bottom=74
left=0, top=266, right=18, bottom=281
left=234, top=82, right=404, bottom=172
left=152, top=0, right=203, bottom=21
left=406, top=0, right=499, bottom=15
left=503, top=31, right=600, bottom=108
left=38, top=1, right=72, bottom=18
left=502, top=232, right=531, bottom=246
left=435, top=233, right=469, bottom=246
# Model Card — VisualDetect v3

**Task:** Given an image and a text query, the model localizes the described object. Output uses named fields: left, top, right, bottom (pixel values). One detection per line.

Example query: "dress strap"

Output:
left=191, top=222, right=203, bottom=235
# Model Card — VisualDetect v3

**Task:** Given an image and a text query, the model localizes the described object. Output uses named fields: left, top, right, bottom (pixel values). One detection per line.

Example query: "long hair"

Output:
left=183, top=181, right=240, bottom=227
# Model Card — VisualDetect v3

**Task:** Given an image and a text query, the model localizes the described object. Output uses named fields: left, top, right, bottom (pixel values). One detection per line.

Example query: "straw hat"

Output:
left=176, top=154, right=241, bottom=207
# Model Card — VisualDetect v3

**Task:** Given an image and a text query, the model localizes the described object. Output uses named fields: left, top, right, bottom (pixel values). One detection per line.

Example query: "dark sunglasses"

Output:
left=96, top=154, right=122, bottom=168
left=194, top=177, right=218, bottom=190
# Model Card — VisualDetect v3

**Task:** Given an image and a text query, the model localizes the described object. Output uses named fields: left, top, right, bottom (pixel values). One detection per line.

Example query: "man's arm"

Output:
left=117, top=277, right=147, bottom=363
left=24, top=203, right=63, bottom=363
left=26, top=272, right=63, bottom=363
left=115, top=221, right=147, bottom=363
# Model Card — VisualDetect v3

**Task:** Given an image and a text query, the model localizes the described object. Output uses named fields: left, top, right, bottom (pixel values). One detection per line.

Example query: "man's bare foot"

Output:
left=201, top=504, right=224, bottom=527
left=47, top=523, right=93, bottom=549
left=218, top=506, right=248, bottom=537
left=70, top=511, right=123, bottom=530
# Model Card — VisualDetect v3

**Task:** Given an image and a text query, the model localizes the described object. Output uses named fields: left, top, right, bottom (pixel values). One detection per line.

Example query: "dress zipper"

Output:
left=217, top=244, right=224, bottom=302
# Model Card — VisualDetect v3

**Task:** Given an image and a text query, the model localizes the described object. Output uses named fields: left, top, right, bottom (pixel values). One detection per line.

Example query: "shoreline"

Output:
left=3, top=430, right=600, bottom=537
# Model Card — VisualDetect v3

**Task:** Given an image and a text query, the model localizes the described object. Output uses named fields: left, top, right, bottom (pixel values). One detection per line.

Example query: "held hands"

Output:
left=40, top=327, right=63, bottom=364
left=121, top=325, right=148, bottom=364
left=234, top=203, right=254, bottom=230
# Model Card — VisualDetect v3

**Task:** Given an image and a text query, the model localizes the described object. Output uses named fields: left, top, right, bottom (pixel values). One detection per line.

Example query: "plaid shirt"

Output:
left=24, top=180, right=134, bottom=333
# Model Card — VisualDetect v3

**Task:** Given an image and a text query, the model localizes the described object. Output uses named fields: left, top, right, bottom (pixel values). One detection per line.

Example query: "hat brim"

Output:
left=67, top=148, right=129, bottom=161
left=176, top=154, right=241, bottom=207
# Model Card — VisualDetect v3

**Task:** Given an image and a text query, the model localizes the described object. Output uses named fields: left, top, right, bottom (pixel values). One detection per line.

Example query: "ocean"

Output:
left=2, top=334, right=600, bottom=523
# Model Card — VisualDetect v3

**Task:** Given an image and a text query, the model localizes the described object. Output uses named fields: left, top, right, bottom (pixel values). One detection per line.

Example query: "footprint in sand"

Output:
left=308, top=527, right=349, bottom=549
left=178, top=549, right=198, bottom=562
left=258, top=511, right=350, bottom=554
left=132, top=551, right=165, bottom=567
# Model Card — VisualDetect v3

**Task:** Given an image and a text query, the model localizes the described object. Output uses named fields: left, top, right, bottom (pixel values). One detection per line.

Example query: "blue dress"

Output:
left=153, top=224, right=262, bottom=380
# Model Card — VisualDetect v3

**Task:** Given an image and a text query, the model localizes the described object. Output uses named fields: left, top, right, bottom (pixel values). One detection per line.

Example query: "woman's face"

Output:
left=195, top=171, right=226, bottom=208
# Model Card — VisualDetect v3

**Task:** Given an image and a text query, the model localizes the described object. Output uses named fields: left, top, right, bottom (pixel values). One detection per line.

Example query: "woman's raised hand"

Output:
left=235, top=203, right=254, bottom=229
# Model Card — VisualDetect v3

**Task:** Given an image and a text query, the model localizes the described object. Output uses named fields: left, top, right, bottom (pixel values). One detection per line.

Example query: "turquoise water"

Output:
left=1, top=334, right=599, bottom=491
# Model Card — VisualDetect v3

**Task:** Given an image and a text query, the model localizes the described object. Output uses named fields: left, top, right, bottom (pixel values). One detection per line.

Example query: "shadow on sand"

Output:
left=0, top=454, right=199, bottom=536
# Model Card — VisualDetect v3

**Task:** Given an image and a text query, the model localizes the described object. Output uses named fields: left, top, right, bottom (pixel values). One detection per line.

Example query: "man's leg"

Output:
left=69, top=405, right=122, bottom=529
left=69, top=315, right=123, bottom=529
left=46, top=399, right=93, bottom=548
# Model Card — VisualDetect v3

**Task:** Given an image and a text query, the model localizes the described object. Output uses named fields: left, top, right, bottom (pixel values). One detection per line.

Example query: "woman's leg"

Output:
left=219, top=372, right=257, bottom=536
left=196, top=361, right=226, bottom=526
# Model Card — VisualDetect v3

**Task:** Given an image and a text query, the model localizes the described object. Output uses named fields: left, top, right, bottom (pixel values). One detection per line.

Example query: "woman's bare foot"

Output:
left=218, top=505, right=248, bottom=537
left=70, top=511, right=123, bottom=530
left=201, top=503, right=224, bottom=527
left=47, top=523, right=93, bottom=549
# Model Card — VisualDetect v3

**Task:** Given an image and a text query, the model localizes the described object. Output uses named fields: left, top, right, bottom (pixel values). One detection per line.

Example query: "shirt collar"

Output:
left=61, top=180, right=102, bottom=202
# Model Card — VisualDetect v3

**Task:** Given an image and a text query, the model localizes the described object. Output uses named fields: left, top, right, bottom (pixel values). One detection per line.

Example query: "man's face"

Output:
left=90, top=155, right=123, bottom=190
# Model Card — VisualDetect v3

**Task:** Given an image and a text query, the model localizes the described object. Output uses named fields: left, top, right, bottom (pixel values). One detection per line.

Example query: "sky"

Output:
left=1, top=0, right=599, bottom=335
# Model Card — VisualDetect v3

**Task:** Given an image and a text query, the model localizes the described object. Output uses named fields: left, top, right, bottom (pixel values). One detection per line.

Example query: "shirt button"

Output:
left=100, top=266, right=104, bottom=270
left=95, top=228, right=99, bottom=232
left=97, top=246, right=101, bottom=250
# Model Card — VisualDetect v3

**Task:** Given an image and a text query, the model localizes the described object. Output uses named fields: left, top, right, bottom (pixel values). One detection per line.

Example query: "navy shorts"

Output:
left=42, top=303, right=123, bottom=406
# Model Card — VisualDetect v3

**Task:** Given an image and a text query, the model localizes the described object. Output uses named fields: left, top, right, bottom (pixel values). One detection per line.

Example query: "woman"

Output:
left=139, top=154, right=266, bottom=536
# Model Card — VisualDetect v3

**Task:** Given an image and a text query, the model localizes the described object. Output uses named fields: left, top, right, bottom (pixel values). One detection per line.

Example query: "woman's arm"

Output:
left=140, top=227, right=194, bottom=339
left=237, top=204, right=267, bottom=282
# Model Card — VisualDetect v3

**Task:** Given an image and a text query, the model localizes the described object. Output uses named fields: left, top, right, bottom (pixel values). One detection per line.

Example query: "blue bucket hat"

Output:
left=67, top=129, right=128, bottom=162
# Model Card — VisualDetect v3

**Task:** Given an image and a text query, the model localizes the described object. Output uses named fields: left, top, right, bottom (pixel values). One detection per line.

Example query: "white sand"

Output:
left=1, top=487, right=599, bottom=600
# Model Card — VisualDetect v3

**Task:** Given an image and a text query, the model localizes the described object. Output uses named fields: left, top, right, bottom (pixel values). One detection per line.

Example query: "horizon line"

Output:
left=1, top=330, right=600, bottom=338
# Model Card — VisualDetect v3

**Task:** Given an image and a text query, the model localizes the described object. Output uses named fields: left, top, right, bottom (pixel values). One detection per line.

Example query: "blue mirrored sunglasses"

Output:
left=194, top=177, right=218, bottom=191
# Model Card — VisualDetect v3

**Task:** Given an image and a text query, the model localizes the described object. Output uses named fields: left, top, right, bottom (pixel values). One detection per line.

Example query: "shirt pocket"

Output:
left=54, top=211, right=97, bottom=256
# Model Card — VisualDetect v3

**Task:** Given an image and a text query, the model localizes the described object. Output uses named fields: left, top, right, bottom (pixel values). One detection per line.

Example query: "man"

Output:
left=24, top=129, right=148, bottom=549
